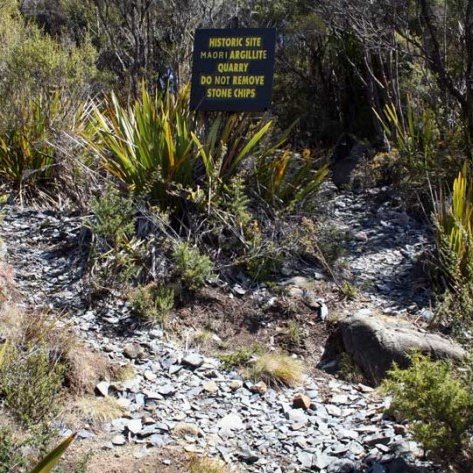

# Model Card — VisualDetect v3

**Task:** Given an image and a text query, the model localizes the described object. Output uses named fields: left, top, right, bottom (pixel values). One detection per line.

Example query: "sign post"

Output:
left=190, top=28, right=276, bottom=112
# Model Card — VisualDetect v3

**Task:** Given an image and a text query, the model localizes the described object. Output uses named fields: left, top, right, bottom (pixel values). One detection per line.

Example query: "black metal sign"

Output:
left=190, top=28, right=276, bottom=112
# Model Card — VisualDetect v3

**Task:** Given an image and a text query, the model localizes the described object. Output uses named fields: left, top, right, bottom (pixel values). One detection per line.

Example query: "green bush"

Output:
left=0, top=426, right=30, bottom=473
left=0, top=425, right=75, bottom=473
left=0, top=344, right=65, bottom=426
left=89, top=185, right=135, bottom=249
left=172, top=242, right=213, bottom=290
left=383, top=352, right=473, bottom=461
left=219, top=343, right=264, bottom=370
left=130, top=282, right=174, bottom=324
left=0, top=2, right=97, bottom=102
left=0, top=0, right=97, bottom=191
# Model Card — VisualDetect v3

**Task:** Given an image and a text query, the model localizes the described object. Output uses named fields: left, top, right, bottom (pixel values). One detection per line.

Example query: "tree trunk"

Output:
left=464, top=0, right=473, bottom=148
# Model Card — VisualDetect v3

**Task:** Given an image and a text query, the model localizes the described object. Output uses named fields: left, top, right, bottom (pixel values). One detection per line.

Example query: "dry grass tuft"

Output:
left=109, top=363, right=136, bottom=382
left=188, top=456, right=229, bottom=473
left=0, top=306, right=111, bottom=395
left=66, top=346, right=110, bottom=395
left=73, top=396, right=127, bottom=425
left=172, top=422, right=202, bottom=438
left=247, top=353, right=305, bottom=387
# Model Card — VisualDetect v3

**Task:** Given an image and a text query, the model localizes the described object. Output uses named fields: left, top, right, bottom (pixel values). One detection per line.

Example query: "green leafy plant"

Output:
left=172, top=242, right=213, bottom=290
left=383, top=353, right=473, bottom=461
left=130, top=282, right=174, bottom=324
left=0, top=343, right=65, bottom=425
left=374, top=99, right=437, bottom=172
left=89, top=185, right=135, bottom=248
left=255, top=148, right=329, bottom=208
left=432, top=165, right=473, bottom=331
left=83, top=84, right=281, bottom=210
left=84, top=84, right=195, bottom=207
left=191, top=112, right=277, bottom=188
left=434, top=165, right=473, bottom=283
left=0, top=93, right=60, bottom=186
left=339, top=281, right=358, bottom=300
left=219, top=343, right=264, bottom=370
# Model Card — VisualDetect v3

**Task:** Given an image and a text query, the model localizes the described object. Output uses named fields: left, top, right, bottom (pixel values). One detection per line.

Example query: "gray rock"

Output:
left=123, top=343, right=144, bottom=360
left=314, top=450, right=338, bottom=469
left=297, top=451, right=313, bottom=468
left=158, top=384, right=175, bottom=396
left=326, top=459, right=357, bottom=473
left=147, top=434, right=167, bottom=447
left=217, top=413, right=245, bottom=433
left=127, top=419, right=142, bottom=434
left=112, top=434, right=126, bottom=446
left=182, top=354, right=204, bottom=368
left=95, top=381, right=110, bottom=397
left=323, top=315, right=466, bottom=384
left=238, top=447, right=259, bottom=464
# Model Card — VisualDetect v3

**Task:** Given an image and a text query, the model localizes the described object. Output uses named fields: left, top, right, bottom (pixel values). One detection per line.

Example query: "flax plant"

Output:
left=84, top=84, right=195, bottom=207
left=434, top=164, right=473, bottom=284
left=83, top=83, right=279, bottom=210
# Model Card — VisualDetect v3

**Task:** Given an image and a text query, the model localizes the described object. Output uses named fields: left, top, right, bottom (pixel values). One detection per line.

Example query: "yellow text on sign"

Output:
left=208, top=37, right=262, bottom=48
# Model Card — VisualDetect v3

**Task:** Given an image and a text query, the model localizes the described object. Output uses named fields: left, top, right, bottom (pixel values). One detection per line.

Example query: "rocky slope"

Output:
left=0, top=184, right=436, bottom=472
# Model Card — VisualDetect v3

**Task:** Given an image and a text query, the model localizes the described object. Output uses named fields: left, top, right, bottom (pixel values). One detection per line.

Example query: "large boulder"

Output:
left=320, top=315, right=466, bottom=385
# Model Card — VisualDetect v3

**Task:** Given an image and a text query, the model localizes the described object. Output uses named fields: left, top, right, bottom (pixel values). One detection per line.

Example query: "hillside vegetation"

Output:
left=1, top=1, right=473, bottom=472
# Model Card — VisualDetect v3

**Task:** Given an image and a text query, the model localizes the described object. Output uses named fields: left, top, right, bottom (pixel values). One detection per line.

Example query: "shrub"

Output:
left=219, top=344, right=264, bottom=370
left=0, top=423, right=74, bottom=473
left=339, top=281, right=358, bottom=300
left=0, top=92, right=60, bottom=186
left=172, top=242, right=213, bottom=290
left=0, top=0, right=97, bottom=195
left=374, top=98, right=463, bottom=191
left=0, top=425, right=27, bottom=473
left=247, top=353, right=305, bottom=387
left=0, top=307, right=109, bottom=396
left=130, top=282, right=174, bottom=324
left=109, top=363, right=136, bottom=382
left=284, top=320, right=302, bottom=347
left=89, top=185, right=135, bottom=249
left=0, top=343, right=65, bottom=425
left=383, top=353, right=473, bottom=461
left=243, top=224, right=282, bottom=282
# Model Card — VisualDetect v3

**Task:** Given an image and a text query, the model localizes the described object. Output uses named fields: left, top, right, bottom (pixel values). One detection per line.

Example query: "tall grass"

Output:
left=0, top=93, right=60, bottom=185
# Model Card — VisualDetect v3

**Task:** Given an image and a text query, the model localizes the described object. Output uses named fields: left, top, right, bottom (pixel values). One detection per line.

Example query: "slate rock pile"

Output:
left=0, top=201, right=436, bottom=471
left=319, top=184, right=431, bottom=316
